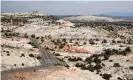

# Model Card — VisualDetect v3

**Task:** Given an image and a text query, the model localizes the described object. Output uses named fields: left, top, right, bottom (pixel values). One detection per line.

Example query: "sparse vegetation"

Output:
left=83, top=42, right=87, bottom=45
left=102, top=74, right=112, bottom=80
left=28, top=42, right=37, bottom=48
left=22, top=63, right=24, bottom=66
left=129, top=66, right=133, bottom=70
left=112, top=40, right=116, bottom=44
left=20, top=53, right=25, bottom=57
left=14, top=64, right=16, bottom=66
left=54, top=53, right=61, bottom=56
left=31, top=34, right=35, bottom=38
left=89, top=40, right=95, bottom=45
left=1, top=11, right=133, bottom=80
left=68, top=56, right=82, bottom=61
left=94, top=64, right=102, bottom=70
left=86, top=65, right=95, bottom=72
left=64, top=64, right=70, bottom=69
left=113, top=63, right=121, bottom=67
left=109, top=60, right=113, bottom=62
left=125, top=47, right=131, bottom=52
left=7, top=53, right=10, bottom=56
left=36, top=37, right=40, bottom=39
left=102, top=39, right=107, bottom=43
left=29, top=54, right=34, bottom=57
left=75, top=63, right=85, bottom=67
left=36, top=56, right=41, bottom=59
left=117, top=77, right=123, bottom=80
left=24, top=33, right=28, bottom=38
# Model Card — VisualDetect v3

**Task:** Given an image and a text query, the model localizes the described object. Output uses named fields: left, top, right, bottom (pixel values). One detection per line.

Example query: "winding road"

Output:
left=1, top=38, right=60, bottom=75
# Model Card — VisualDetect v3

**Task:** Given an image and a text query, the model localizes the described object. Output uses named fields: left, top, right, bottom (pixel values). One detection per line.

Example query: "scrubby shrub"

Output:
left=102, top=39, right=107, bottom=43
left=85, top=54, right=101, bottom=63
left=29, top=54, right=34, bottom=57
left=14, top=64, right=16, bottom=66
left=62, top=38, right=66, bottom=43
left=109, top=60, right=113, bottom=62
left=54, top=53, right=61, bottom=56
left=117, top=41, right=121, bottom=43
left=89, top=40, right=95, bottom=45
left=22, top=63, right=24, bottom=66
left=102, top=49, right=113, bottom=60
left=94, top=57, right=101, bottom=64
left=59, top=43, right=64, bottom=49
left=113, top=63, right=121, bottom=67
left=75, top=63, right=85, bottom=67
left=100, top=74, right=103, bottom=76
left=112, top=40, right=116, bottom=44
left=56, top=39, right=60, bottom=43
left=41, top=38, right=44, bottom=42
left=68, top=56, right=82, bottom=61
left=86, top=65, right=95, bottom=72
left=24, top=33, right=28, bottom=38
left=101, top=63, right=105, bottom=67
left=119, top=50, right=127, bottom=56
left=127, top=39, right=132, bottom=44
left=75, top=42, right=79, bottom=45
left=36, top=37, right=40, bottom=39
left=54, top=63, right=61, bottom=66
left=103, top=54, right=110, bottom=60
left=64, top=56, right=70, bottom=58
left=56, top=58, right=65, bottom=62
left=7, top=53, right=10, bottom=56
left=126, top=60, right=129, bottom=62
left=129, top=66, right=133, bottom=70
left=117, top=77, right=123, bottom=80
left=96, top=69, right=101, bottom=74
left=94, top=64, right=102, bottom=70
left=112, top=49, right=119, bottom=55
left=125, top=47, right=131, bottom=52
left=83, top=42, right=87, bottom=45
left=6, top=51, right=9, bottom=53
left=64, top=64, right=70, bottom=69
left=21, top=53, right=25, bottom=57
left=31, top=34, right=35, bottom=38
left=95, top=38, right=99, bottom=41
left=85, top=57, right=93, bottom=63
left=104, top=49, right=112, bottom=55
left=36, top=56, right=41, bottom=59
left=81, top=65, right=87, bottom=70
left=102, top=74, right=112, bottom=80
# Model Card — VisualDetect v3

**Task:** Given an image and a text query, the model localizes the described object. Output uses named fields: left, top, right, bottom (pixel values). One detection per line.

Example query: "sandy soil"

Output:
left=8, top=66, right=104, bottom=80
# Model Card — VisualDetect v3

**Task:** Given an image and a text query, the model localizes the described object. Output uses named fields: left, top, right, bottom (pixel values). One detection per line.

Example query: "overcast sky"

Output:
left=1, top=1, right=133, bottom=15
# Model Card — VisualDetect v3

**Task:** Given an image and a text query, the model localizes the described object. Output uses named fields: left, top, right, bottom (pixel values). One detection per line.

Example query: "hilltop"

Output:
left=63, top=15, right=133, bottom=22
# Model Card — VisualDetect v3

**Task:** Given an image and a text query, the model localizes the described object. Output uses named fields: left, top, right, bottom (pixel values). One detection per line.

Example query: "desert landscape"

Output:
left=1, top=1, right=133, bottom=80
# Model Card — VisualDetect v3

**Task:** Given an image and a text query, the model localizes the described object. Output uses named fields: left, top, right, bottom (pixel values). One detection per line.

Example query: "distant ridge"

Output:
left=100, top=12, right=133, bottom=19
left=63, top=15, right=133, bottom=22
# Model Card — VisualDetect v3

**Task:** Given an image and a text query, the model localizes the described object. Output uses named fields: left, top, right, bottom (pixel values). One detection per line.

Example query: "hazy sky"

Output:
left=1, top=1, right=133, bottom=15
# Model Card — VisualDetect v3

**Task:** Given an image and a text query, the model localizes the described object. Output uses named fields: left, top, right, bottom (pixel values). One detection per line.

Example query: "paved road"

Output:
left=1, top=38, right=60, bottom=75
left=30, top=38, right=59, bottom=65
